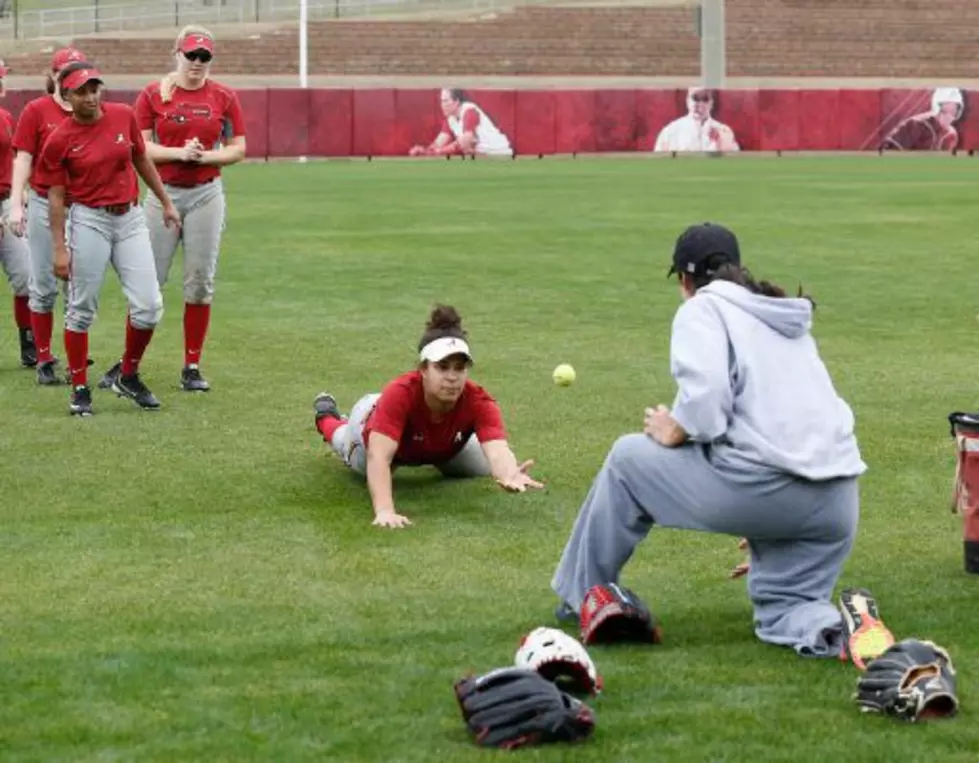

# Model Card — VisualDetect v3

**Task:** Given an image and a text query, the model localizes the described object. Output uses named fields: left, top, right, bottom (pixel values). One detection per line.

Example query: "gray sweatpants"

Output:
left=328, top=392, right=492, bottom=478
left=26, top=192, right=68, bottom=313
left=551, top=433, right=859, bottom=658
left=65, top=204, right=164, bottom=332
left=143, top=179, right=225, bottom=304
left=0, top=199, right=30, bottom=297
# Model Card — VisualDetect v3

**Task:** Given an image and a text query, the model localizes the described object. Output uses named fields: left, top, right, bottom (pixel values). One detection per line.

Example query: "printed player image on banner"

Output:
left=653, top=87, right=740, bottom=153
left=408, top=88, right=514, bottom=158
left=878, top=87, right=965, bottom=152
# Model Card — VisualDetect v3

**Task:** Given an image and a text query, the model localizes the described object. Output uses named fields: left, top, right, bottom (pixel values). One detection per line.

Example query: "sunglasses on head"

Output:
left=692, top=93, right=712, bottom=102
left=183, top=50, right=212, bottom=63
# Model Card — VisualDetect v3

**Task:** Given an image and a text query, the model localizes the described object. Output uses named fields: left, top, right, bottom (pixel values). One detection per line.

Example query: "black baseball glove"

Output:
left=855, top=639, right=959, bottom=722
left=579, top=583, right=662, bottom=645
left=453, top=667, right=596, bottom=749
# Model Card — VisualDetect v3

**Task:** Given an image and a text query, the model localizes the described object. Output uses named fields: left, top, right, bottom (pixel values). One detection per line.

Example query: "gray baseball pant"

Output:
left=327, top=392, right=492, bottom=477
left=143, top=179, right=225, bottom=303
left=551, top=433, right=859, bottom=658
left=0, top=199, right=30, bottom=297
left=65, top=204, right=164, bottom=332
left=26, top=192, right=68, bottom=313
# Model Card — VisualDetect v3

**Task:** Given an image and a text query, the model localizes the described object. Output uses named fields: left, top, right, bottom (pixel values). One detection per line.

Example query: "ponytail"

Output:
left=160, top=70, right=178, bottom=103
left=692, top=256, right=815, bottom=308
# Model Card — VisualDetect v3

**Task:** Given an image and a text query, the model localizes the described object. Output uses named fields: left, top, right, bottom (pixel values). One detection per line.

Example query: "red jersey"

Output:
left=11, top=95, right=73, bottom=196
left=362, top=371, right=508, bottom=466
left=40, top=103, right=146, bottom=208
left=134, top=79, right=245, bottom=187
left=0, top=108, right=14, bottom=194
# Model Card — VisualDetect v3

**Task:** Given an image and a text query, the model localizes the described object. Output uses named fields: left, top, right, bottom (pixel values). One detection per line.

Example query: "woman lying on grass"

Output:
left=312, top=304, right=543, bottom=528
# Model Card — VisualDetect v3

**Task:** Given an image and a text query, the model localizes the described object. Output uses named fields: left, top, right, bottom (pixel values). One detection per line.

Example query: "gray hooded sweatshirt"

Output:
left=668, top=280, right=866, bottom=481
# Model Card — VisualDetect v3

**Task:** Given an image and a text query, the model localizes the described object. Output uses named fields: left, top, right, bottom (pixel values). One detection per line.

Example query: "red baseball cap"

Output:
left=61, top=66, right=103, bottom=92
left=179, top=33, right=214, bottom=55
left=51, top=47, right=85, bottom=73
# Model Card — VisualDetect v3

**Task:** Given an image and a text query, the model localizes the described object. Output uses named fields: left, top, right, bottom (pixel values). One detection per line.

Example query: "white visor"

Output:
left=419, top=336, right=473, bottom=363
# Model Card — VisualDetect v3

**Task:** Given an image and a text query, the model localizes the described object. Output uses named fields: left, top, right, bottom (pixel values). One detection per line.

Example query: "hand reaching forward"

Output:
left=496, top=460, right=545, bottom=493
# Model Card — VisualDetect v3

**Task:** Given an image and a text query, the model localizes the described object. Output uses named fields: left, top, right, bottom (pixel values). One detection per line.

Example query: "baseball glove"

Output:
left=854, top=639, right=959, bottom=722
left=453, top=667, right=596, bottom=749
left=514, top=626, right=603, bottom=695
left=580, top=583, right=662, bottom=645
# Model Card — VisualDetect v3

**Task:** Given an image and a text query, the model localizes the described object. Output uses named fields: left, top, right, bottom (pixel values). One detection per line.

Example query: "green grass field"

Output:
left=1, top=154, right=978, bottom=762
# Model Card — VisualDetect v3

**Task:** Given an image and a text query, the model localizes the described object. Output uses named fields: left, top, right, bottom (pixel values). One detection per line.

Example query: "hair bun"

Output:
left=426, top=304, right=463, bottom=332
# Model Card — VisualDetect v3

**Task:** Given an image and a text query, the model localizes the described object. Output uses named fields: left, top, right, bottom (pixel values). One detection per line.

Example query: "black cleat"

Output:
left=69, top=385, right=93, bottom=416
left=313, top=392, right=342, bottom=429
left=180, top=365, right=211, bottom=392
left=97, top=360, right=122, bottom=389
left=19, top=327, right=37, bottom=367
left=112, top=373, right=161, bottom=410
left=36, top=359, right=64, bottom=386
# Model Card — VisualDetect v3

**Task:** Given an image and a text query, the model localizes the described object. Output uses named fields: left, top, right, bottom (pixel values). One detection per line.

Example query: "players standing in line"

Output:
left=550, top=223, right=893, bottom=666
left=98, top=25, right=246, bottom=393
left=312, top=305, right=543, bottom=528
left=8, top=47, right=87, bottom=385
left=0, top=58, right=35, bottom=369
left=40, top=62, right=181, bottom=416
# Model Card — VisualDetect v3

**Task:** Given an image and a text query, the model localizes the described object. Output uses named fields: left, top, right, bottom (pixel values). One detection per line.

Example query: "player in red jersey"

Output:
left=40, top=62, right=181, bottom=416
left=96, top=25, right=247, bottom=393
left=0, top=58, right=35, bottom=369
left=312, top=305, right=544, bottom=528
left=8, top=46, right=86, bottom=384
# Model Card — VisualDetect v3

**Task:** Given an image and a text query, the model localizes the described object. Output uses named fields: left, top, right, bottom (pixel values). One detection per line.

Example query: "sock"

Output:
left=13, top=296, right=31, bottom=329
left=121, top=318, right=154, bottom=376
left=184, top=303, right=211, bottom=367
left=31, top=310, right=55, bottom=364
left=64, top=329, right=89, bottom=387
left=317, top=417, right=346, bottom=443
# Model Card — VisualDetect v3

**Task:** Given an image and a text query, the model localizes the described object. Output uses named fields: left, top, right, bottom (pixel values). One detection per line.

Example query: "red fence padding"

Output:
left=395, top=89, right=444, bottom=156
left=238, top=89, right=269, bottom=159
left=838, top=89, right=883, bottom=151
left=593, top=89, right=638, bottom=152
left=352, top=89, right=396, bottom=157
left=758, top=89, right=799, bottom=152
left=554, top=90, right=596, bottom=154
left=308, top=89, right=352, bottom=157
left=6, top=86, right=977, bottom=159
left=797, top=90, right=841, bottom=151
left=267, top=89, right=310, bottom=157
left=514, top=90, right=556, bottom=156
left=636, top=89, right=683, bottom=151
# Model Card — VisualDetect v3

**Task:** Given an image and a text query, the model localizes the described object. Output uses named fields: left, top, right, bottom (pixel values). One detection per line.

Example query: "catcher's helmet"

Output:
left=931, top=87, right=964, bottom=120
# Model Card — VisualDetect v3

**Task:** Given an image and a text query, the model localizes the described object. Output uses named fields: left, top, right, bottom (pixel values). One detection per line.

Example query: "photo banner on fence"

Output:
left=5, top=85, right=978, bottom=158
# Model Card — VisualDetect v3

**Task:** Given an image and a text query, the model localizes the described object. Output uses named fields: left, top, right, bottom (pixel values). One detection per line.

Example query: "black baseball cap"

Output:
left=667, top=222, right=741, bottom=277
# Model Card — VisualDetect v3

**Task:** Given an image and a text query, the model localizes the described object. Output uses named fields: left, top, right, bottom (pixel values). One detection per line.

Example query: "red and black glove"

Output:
left=579, top=583, right=662, bottom=645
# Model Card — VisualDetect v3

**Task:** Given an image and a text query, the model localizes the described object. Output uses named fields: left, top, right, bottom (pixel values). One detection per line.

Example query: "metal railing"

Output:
left=0, top=0, right=533, bottom=40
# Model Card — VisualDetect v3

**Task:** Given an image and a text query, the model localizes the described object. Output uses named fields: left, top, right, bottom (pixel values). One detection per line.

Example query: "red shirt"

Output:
left=12, top=95, right=73, bottom=196
left=40, top=103, right=146, bottom=208
left=134, top=80, right=245, bottom=187
left=362, top=371, right=508, bottom=466
left=0, top=108, right=14, bottom=194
